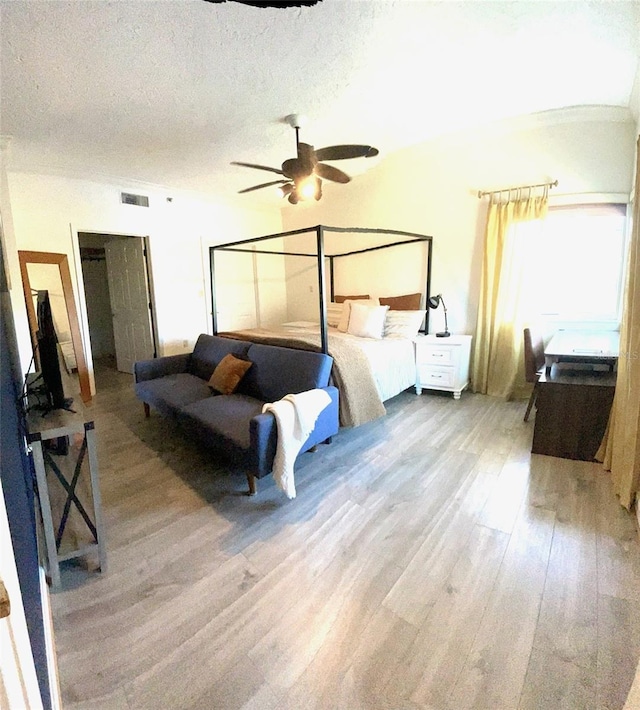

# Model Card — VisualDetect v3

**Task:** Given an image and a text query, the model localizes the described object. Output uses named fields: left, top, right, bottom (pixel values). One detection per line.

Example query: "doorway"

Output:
left=78, top=233, right=157, bottom=389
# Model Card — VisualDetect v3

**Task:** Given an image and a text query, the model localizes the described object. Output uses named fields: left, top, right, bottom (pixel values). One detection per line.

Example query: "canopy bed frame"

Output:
left=209, top=225, right=434, bottom=354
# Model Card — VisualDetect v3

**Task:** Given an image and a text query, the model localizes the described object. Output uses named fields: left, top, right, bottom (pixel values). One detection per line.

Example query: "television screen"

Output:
left=32, top=289, right=70, bottom=412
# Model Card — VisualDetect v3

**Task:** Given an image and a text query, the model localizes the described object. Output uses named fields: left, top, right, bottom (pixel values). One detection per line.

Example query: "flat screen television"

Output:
left=32, top=289, right=72, bottom=413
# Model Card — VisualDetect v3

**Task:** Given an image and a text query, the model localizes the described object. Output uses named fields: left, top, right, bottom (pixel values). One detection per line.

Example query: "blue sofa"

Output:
left=133, top=334, right=339, bottom=495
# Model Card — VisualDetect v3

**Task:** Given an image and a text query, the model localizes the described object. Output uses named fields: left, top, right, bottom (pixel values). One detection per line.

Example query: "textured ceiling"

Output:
left=1, top=0, right=639, bottom=204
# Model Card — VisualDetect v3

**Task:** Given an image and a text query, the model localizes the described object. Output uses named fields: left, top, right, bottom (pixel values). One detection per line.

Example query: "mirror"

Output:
left=18, top=250, right=91, bottom=404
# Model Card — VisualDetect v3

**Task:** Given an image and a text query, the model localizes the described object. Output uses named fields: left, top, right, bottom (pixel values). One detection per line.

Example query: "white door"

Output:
left=105, top=238, right=154, bottom=374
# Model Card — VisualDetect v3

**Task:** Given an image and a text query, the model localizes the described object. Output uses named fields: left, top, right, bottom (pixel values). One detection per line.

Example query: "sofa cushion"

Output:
left=237, top=343, right=333, bottom=403
left=180, top=394, right=264, bottom=450
left=135, top=373, right=213, bottom=417
left=208, top=354, right=253, bottom=395
left=188, top=334, right=250, bottom=381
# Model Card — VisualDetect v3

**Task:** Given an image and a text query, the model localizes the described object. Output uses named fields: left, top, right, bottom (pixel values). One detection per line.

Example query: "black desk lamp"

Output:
left=427, top=294, right=450, bottom=337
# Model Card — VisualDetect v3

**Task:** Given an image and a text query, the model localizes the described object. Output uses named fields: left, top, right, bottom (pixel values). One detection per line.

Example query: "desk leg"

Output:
left=30, top=436, right=61, bottom=589
left=85, top=423, right=107, bottom=574
left=545, top=355, right=556, bottom=376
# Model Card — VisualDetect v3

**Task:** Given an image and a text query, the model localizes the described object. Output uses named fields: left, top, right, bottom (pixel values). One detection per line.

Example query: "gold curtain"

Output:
left=472, top=189, right=549, bottom=397
left=597, top=136, right=640, bottom=510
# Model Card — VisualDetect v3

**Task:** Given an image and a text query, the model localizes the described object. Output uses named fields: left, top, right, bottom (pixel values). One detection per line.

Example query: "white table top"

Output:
left=545, top=330, right=620, bottom=359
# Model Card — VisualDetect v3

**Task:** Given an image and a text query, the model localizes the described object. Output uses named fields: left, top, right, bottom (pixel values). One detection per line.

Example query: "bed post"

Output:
left=424, top=238, right=433, bottom=335
left=316, top=225, right=328, bottom=355
left=210, top=246, right=218, bottom=335
left=329, top=255, right=335, bottom=302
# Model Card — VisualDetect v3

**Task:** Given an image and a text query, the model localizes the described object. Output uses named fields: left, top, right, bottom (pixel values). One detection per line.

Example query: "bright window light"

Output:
left=516, top=203, right=628, bottom=327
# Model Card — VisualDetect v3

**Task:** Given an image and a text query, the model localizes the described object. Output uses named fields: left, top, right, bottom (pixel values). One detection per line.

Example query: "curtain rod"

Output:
left=477, top=179, right=558, bottom=199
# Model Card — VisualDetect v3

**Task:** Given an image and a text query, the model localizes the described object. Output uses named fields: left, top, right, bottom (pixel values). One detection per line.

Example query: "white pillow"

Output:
left=337, top=297, right=379, bottom=332
left=326, top=302, right=343, bottom=328
left=384, top=310, right=426, bottom=339
left=347, top=303, right=389, bottom=339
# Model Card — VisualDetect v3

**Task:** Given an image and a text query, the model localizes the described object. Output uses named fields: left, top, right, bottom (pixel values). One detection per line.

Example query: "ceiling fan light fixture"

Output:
left=298, top=176, right=317, bottom=200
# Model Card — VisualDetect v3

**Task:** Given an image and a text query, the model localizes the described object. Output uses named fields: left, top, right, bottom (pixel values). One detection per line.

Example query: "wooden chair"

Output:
left=523, top=327, right=545, bottom=422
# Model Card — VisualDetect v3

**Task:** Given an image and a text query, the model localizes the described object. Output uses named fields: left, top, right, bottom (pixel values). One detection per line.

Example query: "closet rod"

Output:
left=477, top=179, right=558, bottom=199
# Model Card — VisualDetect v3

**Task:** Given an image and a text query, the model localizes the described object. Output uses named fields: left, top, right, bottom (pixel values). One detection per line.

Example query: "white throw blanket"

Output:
left=262, top=389, right=331, bottom=499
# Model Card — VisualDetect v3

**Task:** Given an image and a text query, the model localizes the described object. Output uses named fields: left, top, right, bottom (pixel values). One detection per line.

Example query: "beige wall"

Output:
left=4, top=171, right=282, bottom=384
left=281, top=107, right=636, bottom=337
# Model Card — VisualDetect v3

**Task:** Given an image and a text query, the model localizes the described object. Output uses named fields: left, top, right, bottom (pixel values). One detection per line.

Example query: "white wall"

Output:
left=5, top=172, right=282, bottom=385
left=281, top=107, right=636, bottom=337
left=631, top=59, right=640, bottom=132
left=282, top=228, right=431, bottom=323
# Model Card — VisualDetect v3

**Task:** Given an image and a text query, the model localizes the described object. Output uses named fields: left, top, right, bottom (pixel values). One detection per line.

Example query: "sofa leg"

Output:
left=247, top=474, right=257, bottom=496
left=309, top=445, right=318, bottom=453
left=143, top=403, right=150, bottom=419
left=323, top=437, right=332, bottom=445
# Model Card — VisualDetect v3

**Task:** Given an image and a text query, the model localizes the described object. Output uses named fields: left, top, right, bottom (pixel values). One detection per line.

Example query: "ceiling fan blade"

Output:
left=238, top=179, right=290, bottom=194
left=314, top=162, right=351, bottom=184
left=297, top=142, right=316, bottom=164
left=282, top=157, right=314, bottom=180
left=231, top=161, right=284, bottom=176
left=314, top=145, right=379, bottom=161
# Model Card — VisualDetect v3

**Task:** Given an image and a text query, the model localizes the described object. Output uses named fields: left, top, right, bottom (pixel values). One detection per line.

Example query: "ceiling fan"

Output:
left=232, top=114, right=379, bottom=204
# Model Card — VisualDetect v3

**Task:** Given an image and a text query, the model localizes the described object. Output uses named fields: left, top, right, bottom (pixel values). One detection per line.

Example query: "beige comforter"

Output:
left=219, top=328, right=386, bottom=428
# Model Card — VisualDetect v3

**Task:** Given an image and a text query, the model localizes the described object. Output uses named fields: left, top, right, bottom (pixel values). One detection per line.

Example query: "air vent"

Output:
left=121, top=192, right=149, bottom=207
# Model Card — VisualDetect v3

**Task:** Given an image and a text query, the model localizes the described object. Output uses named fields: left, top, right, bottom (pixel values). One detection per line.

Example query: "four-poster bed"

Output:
left=209, top=226, right=434, bottom=427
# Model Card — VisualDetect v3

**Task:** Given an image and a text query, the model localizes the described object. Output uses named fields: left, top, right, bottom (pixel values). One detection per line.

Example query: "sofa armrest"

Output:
left=249, top=412, right=278, bottom=479
left=249, top=386, right=340, bottom=479
left=300, top=386, right=339, bottom=453
left=134, top=353, right=192, bottom=383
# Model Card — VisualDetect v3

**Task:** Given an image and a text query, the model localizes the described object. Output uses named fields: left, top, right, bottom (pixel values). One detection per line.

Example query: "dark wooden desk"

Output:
left=531, top=365, right=616, bottom=461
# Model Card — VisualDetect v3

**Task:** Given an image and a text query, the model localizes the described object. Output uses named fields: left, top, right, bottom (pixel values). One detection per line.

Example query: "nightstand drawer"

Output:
left=418, top=365, right=455, bottom=388
left=421, top=346, right=456, bottom=366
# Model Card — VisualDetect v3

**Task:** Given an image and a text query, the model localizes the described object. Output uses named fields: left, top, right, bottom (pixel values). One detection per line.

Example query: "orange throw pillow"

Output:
left=208, top=354, right=252, bottom=395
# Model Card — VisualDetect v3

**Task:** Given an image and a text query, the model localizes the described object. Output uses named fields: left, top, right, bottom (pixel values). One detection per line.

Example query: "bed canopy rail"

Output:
left=209, top=225, right=433, bottom=354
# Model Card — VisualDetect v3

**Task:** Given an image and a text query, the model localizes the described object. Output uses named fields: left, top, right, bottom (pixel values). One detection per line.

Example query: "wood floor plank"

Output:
left=595, top=469, right=640, bottom=604
left=518, top=646, right=597, bottom=710
left=387, top=524, right=510, bottom=708
left=596, top=594, right=640, bottom=710
left=446, top=504, right=556, bottom=710
left=518, top=457, right=599, bottom=708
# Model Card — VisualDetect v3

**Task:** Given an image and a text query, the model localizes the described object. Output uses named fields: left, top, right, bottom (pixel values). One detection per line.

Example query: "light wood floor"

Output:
left=50, top=362, right=640, bottom=710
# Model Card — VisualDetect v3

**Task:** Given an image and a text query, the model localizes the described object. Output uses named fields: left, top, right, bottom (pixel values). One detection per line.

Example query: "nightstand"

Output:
left=414, top=334, right=472, bottom=399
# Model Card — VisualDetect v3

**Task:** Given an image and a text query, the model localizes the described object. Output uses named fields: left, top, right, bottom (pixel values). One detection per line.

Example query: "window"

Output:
left=521, top=203, right=628, bottom=328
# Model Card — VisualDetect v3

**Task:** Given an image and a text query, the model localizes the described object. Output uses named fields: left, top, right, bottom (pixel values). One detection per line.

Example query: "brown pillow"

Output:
left=208, top=354, right=252, bottom=395
left=334, top=294, right=370, bottom=303
left=379, top=293, right=422, bottom=310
